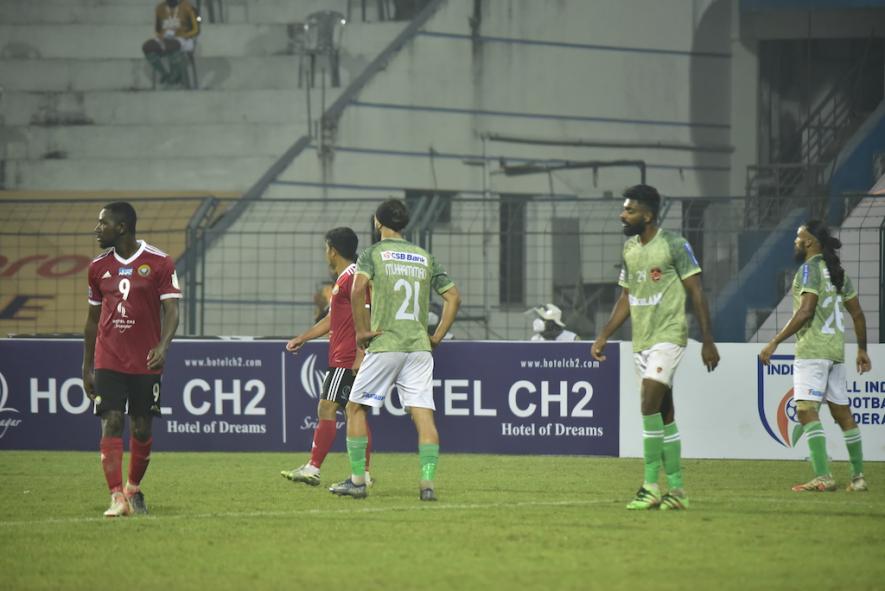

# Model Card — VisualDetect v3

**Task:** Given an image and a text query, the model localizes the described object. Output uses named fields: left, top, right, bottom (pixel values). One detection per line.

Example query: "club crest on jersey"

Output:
left=332, top=284, right=340, bottom=295
left=757, top=354, right=802, bottom=447
left=138, top=264, right=151, bottom=277
left=650, top=267, right=662, bottom=282
left=118, top=268, right=133, bottom=276
left=381, top=251, right=427, bottom=266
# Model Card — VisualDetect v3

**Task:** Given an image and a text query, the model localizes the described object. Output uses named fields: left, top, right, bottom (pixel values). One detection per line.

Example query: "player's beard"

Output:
left=793, top=244, right=806, bottom=264
left=622, top=219, right=645, bottom=236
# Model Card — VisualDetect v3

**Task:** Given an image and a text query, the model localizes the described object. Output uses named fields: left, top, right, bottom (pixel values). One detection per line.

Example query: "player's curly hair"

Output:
left=622, top=184, right=661, bottom=221
left=804, top=219, right=845, bottom=293
left=375, top=199, right=410, bottom=232
left=103, top=201, right=137, bottom=234
left=324, top=227, right=358, bottom=262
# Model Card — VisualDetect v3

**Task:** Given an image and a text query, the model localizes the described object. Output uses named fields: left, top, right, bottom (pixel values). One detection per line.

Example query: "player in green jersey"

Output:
left=591, top=185, right=719, bottom=510
left=760, top=220, right=872, bottom=492
left=330, top=198, right=461, bottom=501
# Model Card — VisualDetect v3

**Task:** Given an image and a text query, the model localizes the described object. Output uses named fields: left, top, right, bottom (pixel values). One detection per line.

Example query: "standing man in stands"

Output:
left=591, top=185, right=719, bottom=511
left=331, top=199, right=460, bottom=501
left=83, top=202, right=181, bottom=517
left=760, top=220, right=871, bottom=492
left=281, top=227, right=373, bottom=487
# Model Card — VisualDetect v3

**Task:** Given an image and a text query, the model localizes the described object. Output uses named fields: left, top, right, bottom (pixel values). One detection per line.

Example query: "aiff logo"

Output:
left=757, top=354, right=803, bottom=447
left=299, top=354, right=326, bottom=400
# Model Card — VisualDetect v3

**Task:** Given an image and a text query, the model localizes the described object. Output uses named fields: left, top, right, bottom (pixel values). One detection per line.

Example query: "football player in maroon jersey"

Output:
left=83, top=202, right=181, bottom=517
left=281, top=227, right=373, bottom=487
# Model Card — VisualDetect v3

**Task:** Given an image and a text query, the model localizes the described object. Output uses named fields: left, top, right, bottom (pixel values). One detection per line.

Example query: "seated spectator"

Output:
left=530, top=304, right=579, bottom=341
left=142, top=0, right=200, bottom=87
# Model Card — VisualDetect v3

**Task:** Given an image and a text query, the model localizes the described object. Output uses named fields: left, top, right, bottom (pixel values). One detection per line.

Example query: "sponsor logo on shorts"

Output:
left=299, top=354, right=325, bottom=400
left=118, top=267, right=133, bottom=276
left=758, top=355, right=801, bottom=447
left=381, top=251, right=427, bottom=266
left=138, top=264, right=151, bottom=277
left=358, top=391, right=385, bottom=402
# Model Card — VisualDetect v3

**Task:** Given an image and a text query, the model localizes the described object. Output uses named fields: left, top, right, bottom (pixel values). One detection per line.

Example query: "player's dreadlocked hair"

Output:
left=805, top=219, right=845, bottom=293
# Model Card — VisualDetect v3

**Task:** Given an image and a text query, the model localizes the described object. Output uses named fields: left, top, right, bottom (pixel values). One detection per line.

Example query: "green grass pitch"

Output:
left=1, top=451, right=883, bottom=590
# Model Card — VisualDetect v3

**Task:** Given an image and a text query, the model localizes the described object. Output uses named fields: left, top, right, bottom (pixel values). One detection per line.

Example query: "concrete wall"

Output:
left=204, top=0, right=748, bottom=338
left=0, top=3, right=403, bottom=191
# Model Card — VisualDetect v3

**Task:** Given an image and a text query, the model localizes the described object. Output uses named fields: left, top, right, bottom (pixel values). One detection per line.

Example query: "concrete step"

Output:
left=0, top=0, right=349, bottom=25
left=5, top=156, right=275, bottom=192
left=0, top=56, right=332, bottom=91
left=3, top=123, right=305, bottom=160
left=0, top=24, right=294, bottom=59
left=3, top=89, right=312, bottom=126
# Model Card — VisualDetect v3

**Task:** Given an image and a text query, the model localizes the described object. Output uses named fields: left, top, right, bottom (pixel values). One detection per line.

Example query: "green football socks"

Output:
left=419, top=443, right=439, bottom=483
left=642, top=413, right=664, bottom=485
left=843, top=427, right=864, bottom=477
left=662, top=421, right=683, bottom=490
left=803, top=421, right=829, bottom=477
left=347, top=436, right=368, bottom=484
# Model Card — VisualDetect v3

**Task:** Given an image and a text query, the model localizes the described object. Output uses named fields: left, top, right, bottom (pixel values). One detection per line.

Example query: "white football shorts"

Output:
left=792, top=358, right=848, bottom=405
left=633, top=342, right=685, bottom=388
left=349, top=351, right=435, bottom=410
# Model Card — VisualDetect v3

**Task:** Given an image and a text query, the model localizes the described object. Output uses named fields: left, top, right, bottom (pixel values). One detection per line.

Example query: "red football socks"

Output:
left=100, top=437, right=123, bottom=494
left=128, top=436, right=153, bottom=487
left=309, top=419, right=337, bottom=469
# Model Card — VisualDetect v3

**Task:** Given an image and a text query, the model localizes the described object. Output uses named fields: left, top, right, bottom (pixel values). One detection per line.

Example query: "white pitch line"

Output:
left=0, top=495, right=879, bottom=528
left=0, top=498, right=613, bottom=527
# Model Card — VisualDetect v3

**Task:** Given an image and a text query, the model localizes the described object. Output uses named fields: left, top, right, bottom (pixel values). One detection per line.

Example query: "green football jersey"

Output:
left=618, top=229, right=702, bottom=352
left=355, top=237, right=455, bottom=353
left=792, top=254, right=857, bottom=362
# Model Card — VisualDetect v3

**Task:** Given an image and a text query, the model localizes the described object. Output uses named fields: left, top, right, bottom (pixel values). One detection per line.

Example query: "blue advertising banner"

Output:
left=0, top=339, right=619, bottom=455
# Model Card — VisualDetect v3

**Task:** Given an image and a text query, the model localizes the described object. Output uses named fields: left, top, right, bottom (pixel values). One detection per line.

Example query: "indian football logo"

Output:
left=757, top=354, right=803, bottom=447
left=299, top=354, right=325, bottom=400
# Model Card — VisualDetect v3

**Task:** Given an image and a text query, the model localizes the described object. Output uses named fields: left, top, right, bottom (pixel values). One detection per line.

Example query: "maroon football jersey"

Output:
left=87, top=241, right=182, bottom=374
left=328, top=263, right=369, bottom=368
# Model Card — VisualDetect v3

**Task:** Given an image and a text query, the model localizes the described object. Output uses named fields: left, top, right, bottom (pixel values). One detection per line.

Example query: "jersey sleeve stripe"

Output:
left=159, top=293, right=183, bottom=300
left=142, top=242, right=169, bottom=257
left=435, top=281, right=455, bottom=294
left=87, top=299, right=102, bottom=306
left=679, top=268, right=702, bottom=280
